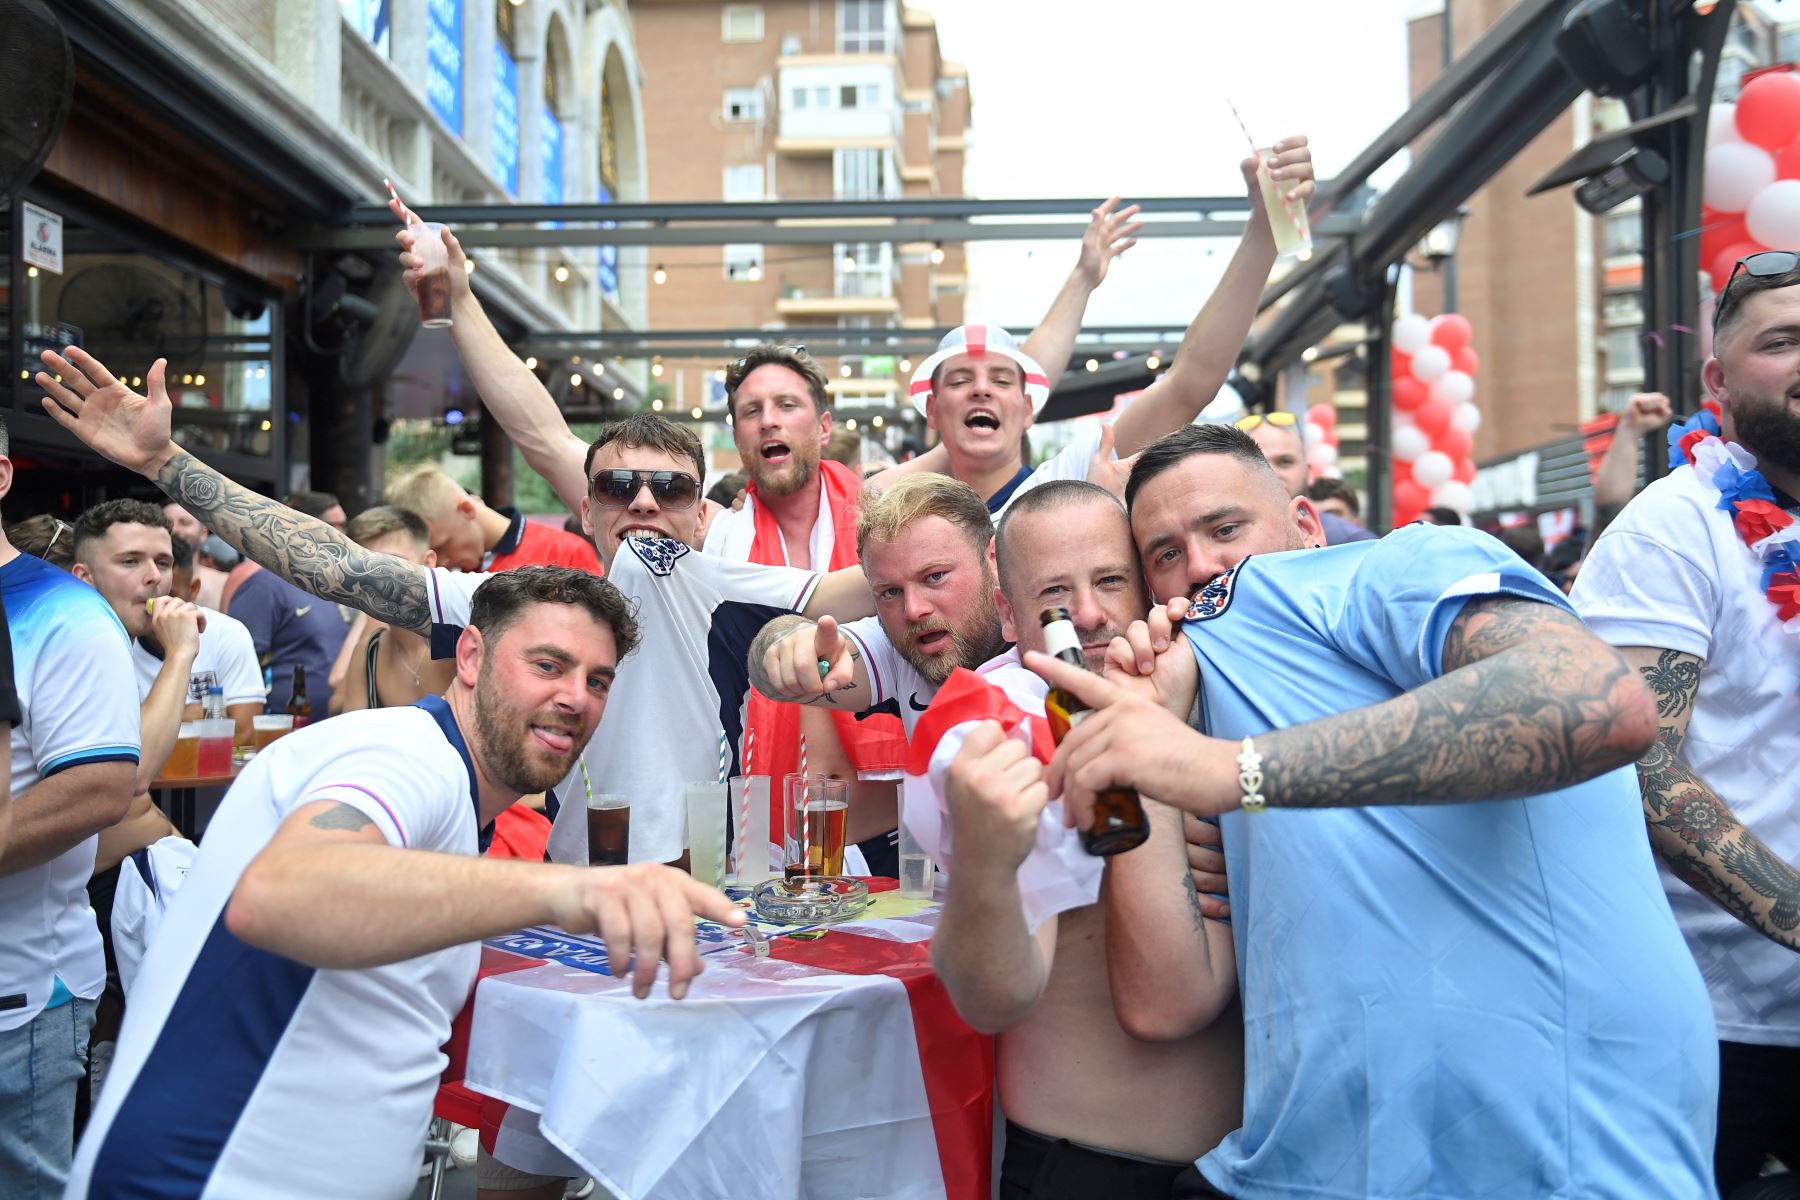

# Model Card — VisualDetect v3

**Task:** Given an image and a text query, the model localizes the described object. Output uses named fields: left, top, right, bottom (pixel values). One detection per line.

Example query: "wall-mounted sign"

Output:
left=492, top=45, right=520, bottom=195
left=425, top=0, right=463, bottom=134
left=23, top=202, right=63, bottom=275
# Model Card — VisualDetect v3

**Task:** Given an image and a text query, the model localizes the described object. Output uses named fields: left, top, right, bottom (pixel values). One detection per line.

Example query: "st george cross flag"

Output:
left=901, top=650, right=1104, bottom=931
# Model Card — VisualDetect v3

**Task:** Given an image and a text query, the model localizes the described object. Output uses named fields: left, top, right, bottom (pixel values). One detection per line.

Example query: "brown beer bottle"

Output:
left=1039, top=607, right=1150, bottom=856
left=286, top=666, right=313, bottom=729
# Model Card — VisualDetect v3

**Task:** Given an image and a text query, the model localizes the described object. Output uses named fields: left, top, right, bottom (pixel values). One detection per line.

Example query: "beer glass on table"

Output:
left=586, top=792, right=631, bottom=867
left=783, top=774, right=849, bottom=881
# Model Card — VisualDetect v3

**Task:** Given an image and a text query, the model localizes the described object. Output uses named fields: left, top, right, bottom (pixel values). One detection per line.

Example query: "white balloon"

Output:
left=1410, top=344, right=1452, bottom=383
left=1412, top=450, right=1454, bottom=489
left=1748, top=179, right=1800, bottom=250
left=1323, top=465, right=1343, bottom=480
left=1431, top=480, right=1474, bottom=513
left=1709, top=102, right=1744, bottom=148
left=1304, top=421, right=1327, bottom=447
left=1451, top=402, right=1483, bottom=433
left=1393, top=425, right=1431, bottom=463
left=1308, top=442, right=1339, bottom=468
left=1428, top=370, right=1476, bottom=407
left=1392, top=313, right=1433, bottom=355
left=1705, top=142, right=1778, bottom=214
left=1393, top=408, right=1416, bottom=429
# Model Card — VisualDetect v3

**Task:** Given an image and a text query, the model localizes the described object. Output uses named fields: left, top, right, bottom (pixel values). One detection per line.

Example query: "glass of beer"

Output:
left=409, top=221, right=455, bottom=328
left=251, top=714, right=293, bottom=751
left=783, top=774, right=849, bottom=882
left=1257, top=147, right=1312, bottom=261
left=586, top=792, right=630, bottom=867
left=164, top=723, right=200, bottom=778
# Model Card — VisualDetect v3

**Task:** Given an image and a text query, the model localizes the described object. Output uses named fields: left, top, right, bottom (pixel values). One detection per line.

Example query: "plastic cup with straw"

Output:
left=1227, top=101, right=1312, bottom=261
left=386, top=179, right=455, bottom=327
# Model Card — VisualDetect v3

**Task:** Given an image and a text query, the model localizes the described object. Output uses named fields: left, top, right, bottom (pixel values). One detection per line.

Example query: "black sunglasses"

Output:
left=588, top=468, right=701, bottom=510
left=1716, top=250, right=1800, bottom=332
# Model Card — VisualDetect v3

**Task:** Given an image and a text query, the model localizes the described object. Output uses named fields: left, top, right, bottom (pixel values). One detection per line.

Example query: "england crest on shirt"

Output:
left=1185, top=560, right=1245, bottom=622
left=627, top=535, right=691, bottom=577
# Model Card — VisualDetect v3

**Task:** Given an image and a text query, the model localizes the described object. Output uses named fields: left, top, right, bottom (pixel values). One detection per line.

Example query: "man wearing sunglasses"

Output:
left=1572, top=249, right=1800, bottom=1197
left=1234, top=411, right=1374, bottom=545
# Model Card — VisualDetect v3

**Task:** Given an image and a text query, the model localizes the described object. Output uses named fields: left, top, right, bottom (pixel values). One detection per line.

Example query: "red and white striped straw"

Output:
left=1225, top=100, right=1303, bottom=240
left=384, top=178, right=418, bottom=226
left=734, top=728, right=755, bottom=879
left=798, top=734, right=811, bottom=877
left=1225, top=98, right=1261, bottom=157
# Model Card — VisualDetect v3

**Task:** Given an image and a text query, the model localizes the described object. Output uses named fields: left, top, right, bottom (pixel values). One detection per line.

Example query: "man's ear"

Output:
left=455, top=625, right=485, bottom=687
left=424, top=548, right=439, bottom=569
left=70, top=560, right=94, bottom=586
left=995, top=582, right=1017, bottom=646
left=456, top=496, right=479, bottom=521
left=184, top=575, right=201, bottom=603
left=817, top=408, right=834, bottom=443
left=1291, top=496, right=1326, bottom=549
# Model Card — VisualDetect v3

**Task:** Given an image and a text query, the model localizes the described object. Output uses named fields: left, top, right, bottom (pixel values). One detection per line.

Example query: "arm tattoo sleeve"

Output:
left=746, top=614, right=858, bottom=705
left=1633, top=649, right=1800, bottom=950
left=1261, top=596, right=1651, bottom=809
left=155, top=451, right=431, bottom=634
left=308, top=803, right=377, bottom=833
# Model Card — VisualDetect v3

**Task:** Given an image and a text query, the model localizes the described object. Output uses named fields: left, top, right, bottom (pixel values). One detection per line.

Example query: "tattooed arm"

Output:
left=1036, top=595, right=1659, bottom=820
left=34, top=348, right=433, bottom=635
left=747, top=614, right=873, bottom=711
left=1622, top=647, right=1800, bottom=952
left=1104, top=799, right=1237, bottom=1041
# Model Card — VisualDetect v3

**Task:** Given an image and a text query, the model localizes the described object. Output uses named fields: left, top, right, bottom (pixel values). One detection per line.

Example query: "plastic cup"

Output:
left=1257, top=147, right=1312, bottom=261
left=165, top=724, right=200, bottom=778
left=252, top=714, right=294, bottom=750
left=784, top=774, right=849, bottom=881
left=586, top=792, right=630, bottom=867
left=897, top=819, right=936, bottom=898
left=685, top=781, right=729, bottom=890
left=410, top=222, right=455, bottom=328
left=194, top=718, right=235, bottom=776
left=728, top=775, right=776, bottom=885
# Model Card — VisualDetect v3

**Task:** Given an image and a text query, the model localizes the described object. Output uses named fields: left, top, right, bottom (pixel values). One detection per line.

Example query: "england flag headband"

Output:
left=908, top=324, right=1051, bottom=418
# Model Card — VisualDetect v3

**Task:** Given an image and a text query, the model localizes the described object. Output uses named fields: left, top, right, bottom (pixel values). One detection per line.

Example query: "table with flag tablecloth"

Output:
left=462, top=887, right=995, bottom=1200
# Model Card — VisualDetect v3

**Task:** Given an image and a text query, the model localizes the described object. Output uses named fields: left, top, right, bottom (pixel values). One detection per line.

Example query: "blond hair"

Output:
left=346, top=504, right=430, bottom=551
left=384, top=463, right=467, bottom=519
left=856, top=473, right=992, bottom=560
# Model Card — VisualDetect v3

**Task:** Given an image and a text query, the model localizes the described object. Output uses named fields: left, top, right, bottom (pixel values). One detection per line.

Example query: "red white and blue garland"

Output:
left=1667, top=400, right=1800, bottom=627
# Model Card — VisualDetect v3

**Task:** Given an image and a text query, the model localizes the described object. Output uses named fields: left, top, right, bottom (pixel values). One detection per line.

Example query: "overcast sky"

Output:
left=920, top=0, right=1445, bottom=330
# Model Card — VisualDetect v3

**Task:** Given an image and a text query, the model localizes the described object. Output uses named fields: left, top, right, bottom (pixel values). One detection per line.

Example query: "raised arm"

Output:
left=1592, top=393, right=1671, bottom=536
left=930, top=723, right=1059, bottom=1034
left=1110, top=138, right=1311, bottom=457
left=1623, top=646, right=1800, bottom=952
left=38, top=349, right=434, bottom=636
left=227, top=800, right=744, bottom=996
left=133, top=598, right=203, bottom=793
left=1020, top=197, right=1145, bottom=393
left=392, top=211, right=590, bottom=513
left=1035, top=595, right=1657, bottom=821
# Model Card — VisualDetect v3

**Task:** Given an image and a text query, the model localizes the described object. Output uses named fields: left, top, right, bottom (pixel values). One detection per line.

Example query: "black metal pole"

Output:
left=1368, top=269, right=1399, bottom=533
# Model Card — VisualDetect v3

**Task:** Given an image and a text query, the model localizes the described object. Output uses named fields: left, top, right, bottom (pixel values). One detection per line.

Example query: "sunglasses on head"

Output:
left=588, top=468, right=701, bottom=510
left=1716, top=250, right=1800, bottom=332
left=1234, top=411, right=1299, bottom=432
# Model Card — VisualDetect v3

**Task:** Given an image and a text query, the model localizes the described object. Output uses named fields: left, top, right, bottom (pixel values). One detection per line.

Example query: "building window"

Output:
left=723, top=164, right=764, bottom=202
left=724, top=243, right=764, bottom=281
left=724, top=86, right=763, bottom=122
left=1604, top=212, right=1641, bottom=259
left=1604, top=328, right=1645, bottom=374
left=1602, top=290, right=1643, bottom=325
left=838, top=0, right=890, bottom=53
left=903, top=94, right=930, bottom=114
left=341, top=0, right=391, bottom=56
left=834, top=147, right=890, bottom=199
left=722, top=4, right=763, bottom=42
left=840, top=85, right=859, bottom=109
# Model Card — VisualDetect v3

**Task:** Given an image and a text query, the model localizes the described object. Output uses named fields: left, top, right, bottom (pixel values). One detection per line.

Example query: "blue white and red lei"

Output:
left=1666, top=399, right=1800, bottom=631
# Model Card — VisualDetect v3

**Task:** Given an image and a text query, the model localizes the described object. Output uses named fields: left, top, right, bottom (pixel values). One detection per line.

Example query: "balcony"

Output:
left=774, top=281, right=899, bottom=318
left=778, top=59, right=902, bottom=150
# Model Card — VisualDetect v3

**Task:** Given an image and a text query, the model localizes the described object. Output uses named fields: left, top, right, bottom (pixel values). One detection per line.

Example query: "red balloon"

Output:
left=1415, top=395, right=1457, bottom=439
left=1735, top=71, right=1800, bottom=151
left=1437, top=426, right=1474, bottom=461
left=1711, top=240, right=1765, bottom=293
left=1391, top=458, right=1413, bottom=486
left=1391, top=350, right=1412, bottom=380
left=1392, top=376, right=1427, bottom=412
left=1453, top=456, right=1477, bottom=485
left=1393, top=478, right=1430, bottom=515
left=1777, top=131, right=1800, bottom=180
left=1699, top=208, right=1750, bottom=274
left=1451, top=346, right=1479, bottom=376
left=1428, top=313, right=1473, bottom=353
left=1307, top=402, right=1337, bottom=432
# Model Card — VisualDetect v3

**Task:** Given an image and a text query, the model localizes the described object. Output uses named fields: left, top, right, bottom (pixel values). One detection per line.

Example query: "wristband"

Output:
left=1237, top=737, right=1267, bottom=813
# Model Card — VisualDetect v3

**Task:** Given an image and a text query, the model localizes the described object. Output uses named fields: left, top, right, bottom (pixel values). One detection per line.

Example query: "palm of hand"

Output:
left=84, top=379, right=173, bottom=469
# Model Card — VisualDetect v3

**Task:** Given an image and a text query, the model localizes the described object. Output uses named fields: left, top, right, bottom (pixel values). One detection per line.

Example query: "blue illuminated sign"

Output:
left=541, top=108, right=563, bottom=204
left=492, top=44, right=520, bottom=194
left=425, top=0, right=462, bottom=133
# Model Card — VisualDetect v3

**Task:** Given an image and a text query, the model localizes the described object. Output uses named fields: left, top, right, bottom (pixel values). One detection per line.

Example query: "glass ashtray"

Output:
left=753, top=876, right=870, bottom=925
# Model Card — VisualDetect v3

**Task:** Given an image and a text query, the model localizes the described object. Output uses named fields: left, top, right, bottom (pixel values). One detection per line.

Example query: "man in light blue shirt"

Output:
left=1030, top=423, right=1718, bottom=1199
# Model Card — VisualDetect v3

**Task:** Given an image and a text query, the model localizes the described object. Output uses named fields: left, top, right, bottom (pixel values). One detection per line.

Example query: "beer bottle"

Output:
left=1039, top=607, right=1150, bottom=856
left=286, top=666, right=313, bottom=728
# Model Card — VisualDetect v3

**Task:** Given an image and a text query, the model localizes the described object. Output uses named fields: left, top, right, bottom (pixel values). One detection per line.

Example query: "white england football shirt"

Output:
left=1573, top=466, right=1800, bottom=1047
left=0, top=552, right=140, bottom=1033
left=991, top=422, right=1108, bottom=521
left=424, top=537, right=819, bottom=862
left=839, top=615, right=938, bottom=738
left=68, top=700, right=484, bottom=1200
left=130, top=606, right=266, bottom=708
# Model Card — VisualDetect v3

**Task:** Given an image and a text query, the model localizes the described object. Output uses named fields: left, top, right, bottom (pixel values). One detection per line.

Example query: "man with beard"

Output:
left=1573, top=253, right=1800, bottom=1196
left=1027, top=423, right=1716, bottom=1199
left=66, top=568, right=744, bottom=1200
left=917, top=481, right=1242, bottom=1198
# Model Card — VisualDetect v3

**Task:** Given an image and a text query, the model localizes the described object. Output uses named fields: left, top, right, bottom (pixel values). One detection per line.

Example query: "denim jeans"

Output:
left=0, top=998, right=98, bottom=1200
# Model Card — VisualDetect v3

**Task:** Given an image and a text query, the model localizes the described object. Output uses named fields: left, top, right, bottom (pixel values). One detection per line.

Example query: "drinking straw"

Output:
left=734, top=728, right=755, bottom=879
left=1225, top=99, right=1306, bottom=244
left=717, top=730, right=729, bottom=785
left=384, top=178, right=418, bottom=226
left=799, top=734, right=811, bottom=877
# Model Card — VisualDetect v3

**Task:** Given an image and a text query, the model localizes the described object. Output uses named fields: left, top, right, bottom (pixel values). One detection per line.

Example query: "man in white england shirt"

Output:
left=1573, top=255, right=1800, bottom=1195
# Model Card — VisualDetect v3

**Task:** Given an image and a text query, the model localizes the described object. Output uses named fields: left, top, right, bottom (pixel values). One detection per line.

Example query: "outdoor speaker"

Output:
left=1555, top=0, right=1656, bottom=98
